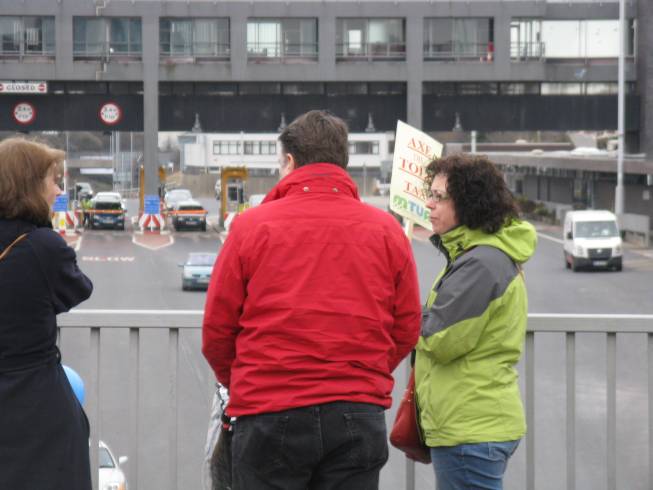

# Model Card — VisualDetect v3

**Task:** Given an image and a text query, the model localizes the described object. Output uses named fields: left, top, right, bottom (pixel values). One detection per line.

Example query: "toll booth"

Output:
left=219, top=167, right=248, bottom=227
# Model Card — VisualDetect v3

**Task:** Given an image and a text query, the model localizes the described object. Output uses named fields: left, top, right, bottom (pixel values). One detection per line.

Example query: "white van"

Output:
left=563, top=210, right=623, bottom=271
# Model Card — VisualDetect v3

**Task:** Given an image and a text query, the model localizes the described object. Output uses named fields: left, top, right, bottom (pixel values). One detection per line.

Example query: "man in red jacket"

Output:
left=202, top=110, right=421, bottom=490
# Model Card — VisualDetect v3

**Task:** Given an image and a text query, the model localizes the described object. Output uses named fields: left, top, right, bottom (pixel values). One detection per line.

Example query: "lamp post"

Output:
left=615, top=0, right=625, bottom=216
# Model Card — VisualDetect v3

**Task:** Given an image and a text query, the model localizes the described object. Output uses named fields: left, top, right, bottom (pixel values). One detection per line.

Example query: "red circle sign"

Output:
left=13, top=102, right=36, bottom=125
left=99, top=102, right=122, bottom=125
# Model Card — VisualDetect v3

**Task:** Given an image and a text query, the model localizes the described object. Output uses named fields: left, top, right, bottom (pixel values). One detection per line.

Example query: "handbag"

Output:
left=390, top=368, right=432, bottom=464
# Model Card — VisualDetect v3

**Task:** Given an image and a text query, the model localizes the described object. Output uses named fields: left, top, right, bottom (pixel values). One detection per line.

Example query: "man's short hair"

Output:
left=0, top=137, right=64, bottom=225
left=278, top=110, right=349, bottom=169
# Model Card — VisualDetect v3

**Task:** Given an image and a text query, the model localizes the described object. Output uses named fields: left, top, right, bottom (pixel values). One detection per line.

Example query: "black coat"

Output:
left=0, top=218, right=93, bottom=490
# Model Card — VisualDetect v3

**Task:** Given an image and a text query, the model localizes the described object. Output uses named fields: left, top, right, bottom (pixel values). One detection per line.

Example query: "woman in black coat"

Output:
left=0, top=137, right=93, bottom=490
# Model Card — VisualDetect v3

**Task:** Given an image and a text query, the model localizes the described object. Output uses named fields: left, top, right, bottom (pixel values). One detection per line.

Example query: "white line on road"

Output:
left=536, top=232, right=563, bottom=244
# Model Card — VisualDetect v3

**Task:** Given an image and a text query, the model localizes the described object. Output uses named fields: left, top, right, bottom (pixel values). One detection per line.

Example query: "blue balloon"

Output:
left=63, top=365, right=85, bottom=405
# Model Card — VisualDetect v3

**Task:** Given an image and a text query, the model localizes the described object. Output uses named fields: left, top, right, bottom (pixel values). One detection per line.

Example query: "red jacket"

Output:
left=202, top=163, right=421, bottom=416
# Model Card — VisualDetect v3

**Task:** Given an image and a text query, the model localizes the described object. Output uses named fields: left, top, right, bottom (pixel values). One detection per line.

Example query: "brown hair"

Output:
left=0, top=137, right=64, bottom=225
left=425, top=154, right=519, bottom=234
left=278, top=110, right=349, bottom=169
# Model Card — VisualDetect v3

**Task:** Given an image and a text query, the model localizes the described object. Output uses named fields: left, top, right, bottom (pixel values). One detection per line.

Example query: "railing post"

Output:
left=607, top=332, right=617, bottom=490
left=90, top=327, right=101, bottom=490
left=649, top=333, right=653, bottom=490
left=566, top=332, right=576, bottom=490
left=169, top=328, right=179, bottom=490
left=129, top=328, right=140, bottom=490
left=525, top=331, right=535, bottom=490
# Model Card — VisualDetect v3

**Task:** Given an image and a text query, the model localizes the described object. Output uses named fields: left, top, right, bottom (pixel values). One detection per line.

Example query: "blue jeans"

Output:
left=232, top=401, right=388, bottom=490
left=430, top=440, right=520, bottom=490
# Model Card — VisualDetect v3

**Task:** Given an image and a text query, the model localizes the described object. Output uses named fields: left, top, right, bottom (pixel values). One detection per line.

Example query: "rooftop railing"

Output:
left=56, top=311, right=653, bottom=490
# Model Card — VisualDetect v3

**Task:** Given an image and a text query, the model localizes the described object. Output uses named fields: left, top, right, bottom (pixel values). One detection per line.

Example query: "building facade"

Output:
left=0, top=0, right=647, bottom=198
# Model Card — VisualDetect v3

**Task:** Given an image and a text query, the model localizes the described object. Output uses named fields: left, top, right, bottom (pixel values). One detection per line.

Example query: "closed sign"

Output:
left=99, top=102, right=122, bottom=125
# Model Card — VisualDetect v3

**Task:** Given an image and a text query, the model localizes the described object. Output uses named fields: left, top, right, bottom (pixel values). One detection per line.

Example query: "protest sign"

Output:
left=389, top=120, right=443, bottom=229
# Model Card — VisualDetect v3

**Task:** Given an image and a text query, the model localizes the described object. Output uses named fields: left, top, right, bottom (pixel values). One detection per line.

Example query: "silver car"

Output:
left=180, top=252, right=217, bottom=291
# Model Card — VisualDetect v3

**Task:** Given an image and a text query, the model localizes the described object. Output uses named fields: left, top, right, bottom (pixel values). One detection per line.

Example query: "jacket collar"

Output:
left=430, top=219, right=537, bottom=265
left=262, top=163, right=360, bottom=203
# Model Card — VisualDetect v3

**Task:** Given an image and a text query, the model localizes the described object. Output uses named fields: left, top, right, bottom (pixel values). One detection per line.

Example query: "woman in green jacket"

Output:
left=416, top=154, right=537, bottom=490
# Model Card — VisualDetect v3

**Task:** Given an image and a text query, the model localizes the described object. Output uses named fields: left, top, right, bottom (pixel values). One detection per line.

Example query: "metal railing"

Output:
left=336, top=42, right=406, bottom=61
left=424, top=42, right=493, bottom=62
left=246, top=42, right=318, bottom=62
left=73, top=43, right=142, bottom=60
left=160, top=42, right=230, bottom=61
left=0, top=48, right=55, bottom=60
left=510, top=41, right=546, bottom=61
left=56, top=311, right=653, bottom=490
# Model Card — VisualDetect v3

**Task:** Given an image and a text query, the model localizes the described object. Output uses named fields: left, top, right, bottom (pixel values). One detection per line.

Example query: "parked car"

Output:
left=171, top=200, right=208, bottom=231
left=563, top=209, right=623, bottom=271
left=89, top=193, right=126, bottom=230
left=99, top=440, right=128, bottom=490
left=164, top=188, right=193, bottom=211
left=179, top=252, right=217, bottom=290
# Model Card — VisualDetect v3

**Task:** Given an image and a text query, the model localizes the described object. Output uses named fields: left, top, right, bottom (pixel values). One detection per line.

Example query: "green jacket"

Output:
left=415, top=220, right=537, bottom=447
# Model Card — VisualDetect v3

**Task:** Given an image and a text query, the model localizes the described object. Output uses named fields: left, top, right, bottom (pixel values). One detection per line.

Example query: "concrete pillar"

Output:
left=406, top=14, right=423, bottom=129
left=142, top=14, right=159, bottom=196
left=637, top=0, right=653, bottom=157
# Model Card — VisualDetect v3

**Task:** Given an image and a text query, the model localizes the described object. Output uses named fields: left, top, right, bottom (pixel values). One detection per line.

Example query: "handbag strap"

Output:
left=0, top=233, right=28, bottom=262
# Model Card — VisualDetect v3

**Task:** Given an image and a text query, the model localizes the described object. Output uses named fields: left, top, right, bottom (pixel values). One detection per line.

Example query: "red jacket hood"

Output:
left=262, top=163, right=360, bottom=203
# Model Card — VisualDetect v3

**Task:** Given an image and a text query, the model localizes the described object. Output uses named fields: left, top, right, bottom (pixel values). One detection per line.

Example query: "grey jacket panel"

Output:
left=422, top=245, right=520, bottom=338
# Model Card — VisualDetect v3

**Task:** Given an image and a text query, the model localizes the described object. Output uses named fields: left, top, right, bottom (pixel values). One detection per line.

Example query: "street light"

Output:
left=615, top=0, right=625, bottom=216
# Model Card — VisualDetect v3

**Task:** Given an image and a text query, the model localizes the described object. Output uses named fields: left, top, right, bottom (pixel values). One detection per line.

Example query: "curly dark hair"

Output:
left=425, top=154, right=519, bottom=234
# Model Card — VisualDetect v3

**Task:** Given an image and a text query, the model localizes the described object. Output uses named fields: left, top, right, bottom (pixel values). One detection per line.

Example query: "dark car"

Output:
left=89, top=194, right=126, bottom=230
left=171, top=200, right=208, bottom=231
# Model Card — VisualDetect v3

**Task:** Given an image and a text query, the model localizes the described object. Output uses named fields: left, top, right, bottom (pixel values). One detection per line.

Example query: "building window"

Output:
left=244, top=141, right=277, bottom=155
left=510, top=19, right=543, bottom=60
left=282, top=83, right=324, bottom=95
left=213, top=141, right=241, bottom=155
left=349, top=142, right=380, bottom=155
left=424, top=18, right=494, bottom=61
left=336, top=18, right=406, bottom=61
left=160, top=18, right=229, bottom=59
left=74, top=17, right=142, bottom=59
left=540, top=19, right=635, bottom=60
left=0, top=16, right=54, bottom=59
left=499, top=83, right=541, bottom=95
left=247, top=18, right=317, bottom=61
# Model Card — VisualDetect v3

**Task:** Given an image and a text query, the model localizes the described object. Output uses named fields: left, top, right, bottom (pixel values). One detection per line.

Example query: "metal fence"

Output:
left=57, top=311, right=653, bottom=490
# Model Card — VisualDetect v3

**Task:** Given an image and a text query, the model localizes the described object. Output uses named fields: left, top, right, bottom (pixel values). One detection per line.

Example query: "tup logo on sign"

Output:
left=99, top=102, right=122, bottom=126
left=13, top=102, right=36, bottom=125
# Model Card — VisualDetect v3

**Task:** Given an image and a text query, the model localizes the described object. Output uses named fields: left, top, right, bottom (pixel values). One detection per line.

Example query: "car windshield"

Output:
left=187, top=254, right=217, bottom=266
left=99, top=447, right=115, bottom=469
left=574, top=221, right=619, bottom=238
left=95, top=201, right=122, bottom=211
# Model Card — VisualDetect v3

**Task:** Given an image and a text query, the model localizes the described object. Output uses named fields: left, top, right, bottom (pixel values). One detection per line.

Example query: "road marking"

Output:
left=537, top=232, right=563, bottom=244
left=81, top=256, right=135, bottom=262
left=131, top=232, right=175, bottom=251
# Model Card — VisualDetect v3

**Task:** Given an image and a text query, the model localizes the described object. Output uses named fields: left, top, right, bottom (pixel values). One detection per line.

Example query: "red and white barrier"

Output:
left=139, top=213, right=165, bottom=231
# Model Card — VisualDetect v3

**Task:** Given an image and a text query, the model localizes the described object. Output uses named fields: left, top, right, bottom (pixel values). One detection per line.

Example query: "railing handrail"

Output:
left=59, top=310, right=653, bottom=331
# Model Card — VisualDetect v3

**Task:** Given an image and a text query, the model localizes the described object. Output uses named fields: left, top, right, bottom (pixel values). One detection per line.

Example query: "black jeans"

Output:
left=231, top=401, right=389, bottom=490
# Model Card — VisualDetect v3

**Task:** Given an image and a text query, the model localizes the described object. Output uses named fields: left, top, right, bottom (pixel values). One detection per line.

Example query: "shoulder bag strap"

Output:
left=0, top=233, right=28, bottom=262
